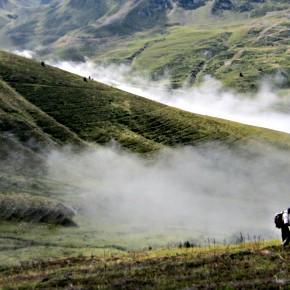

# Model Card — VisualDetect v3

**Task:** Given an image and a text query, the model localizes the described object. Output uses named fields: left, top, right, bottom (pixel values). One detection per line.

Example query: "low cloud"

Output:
left=46, top=143, right=290, bottom=241
left=50, top=60, right=290, bottom=134
left=10, top=49, right=35, bottom=59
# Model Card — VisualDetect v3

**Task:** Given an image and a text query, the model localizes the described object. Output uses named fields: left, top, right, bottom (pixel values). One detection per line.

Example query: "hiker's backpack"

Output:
left=274, top=212, right=283, bottom=228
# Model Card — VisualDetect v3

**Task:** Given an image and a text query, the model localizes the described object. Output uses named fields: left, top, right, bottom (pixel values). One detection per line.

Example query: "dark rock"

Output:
left=249, top=0, right=265, bottom=3
left=211, top=0, right=234, bottom=14
left=238, top=3, right=253, bottom=12
left=176, top=0, right=209, bottom=10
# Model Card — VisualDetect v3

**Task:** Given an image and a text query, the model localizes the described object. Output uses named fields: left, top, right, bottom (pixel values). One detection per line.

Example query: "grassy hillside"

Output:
left=49, top=8, right=290, bottom=91
left=1, top=240, right=289, bottom=289
left=1, top=50, right=290, bottom=286
left=1, top=50, right=289, bottom=217
left=0, top=65, right=86, bottom=174
left=95, top=9, right=290, bottom=91
left=0, top=193, right=76, bottom=225
left=0, top=49, right=290, bottom=222
left=1, top=50, right=290, bottom=155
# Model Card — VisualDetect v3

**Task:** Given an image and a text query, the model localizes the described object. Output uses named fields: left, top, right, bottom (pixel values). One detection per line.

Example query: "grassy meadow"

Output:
left=1, top=50, right=290, bottom=155
left=1, top=240, right=289, bottom=289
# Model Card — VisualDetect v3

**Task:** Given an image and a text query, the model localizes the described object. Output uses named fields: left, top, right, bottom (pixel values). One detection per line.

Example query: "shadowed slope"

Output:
left=0, top=70, right=86, bottom=174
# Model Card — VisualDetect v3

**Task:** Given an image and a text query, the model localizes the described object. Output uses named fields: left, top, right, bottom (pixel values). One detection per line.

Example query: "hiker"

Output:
left=274, top=208, right=290, bottom=247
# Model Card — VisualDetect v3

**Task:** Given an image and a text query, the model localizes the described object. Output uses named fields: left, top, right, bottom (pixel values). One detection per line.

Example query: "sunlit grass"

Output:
left=0, top=239, right=287, bottom=289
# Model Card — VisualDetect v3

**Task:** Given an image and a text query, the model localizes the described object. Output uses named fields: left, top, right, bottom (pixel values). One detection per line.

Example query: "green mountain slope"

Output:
left=1, top=49, right=290, bottom=202
left=0, top=67, right=85, bottom=172
left=95, top=9, right=290, bottom=90
left=1, top=50, right=290, bottom=156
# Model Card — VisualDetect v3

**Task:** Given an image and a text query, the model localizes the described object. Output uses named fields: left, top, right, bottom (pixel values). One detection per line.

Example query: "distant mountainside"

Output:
left=1, top=0, right=288, bottom=44
left=0, top=0, right=289, bottom=91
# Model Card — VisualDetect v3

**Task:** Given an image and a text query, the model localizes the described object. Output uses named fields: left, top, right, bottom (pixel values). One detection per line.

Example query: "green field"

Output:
left=92, top=10, right=290, bottom=91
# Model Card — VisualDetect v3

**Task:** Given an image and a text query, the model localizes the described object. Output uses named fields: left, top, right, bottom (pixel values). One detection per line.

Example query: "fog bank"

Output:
left=46, top=143, right=290, bottom=240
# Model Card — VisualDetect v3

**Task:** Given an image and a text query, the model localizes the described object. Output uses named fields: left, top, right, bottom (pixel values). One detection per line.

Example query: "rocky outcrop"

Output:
left=211, top=0, right=234, bottom=14
left=176, top=0, right=209, bottom=10
left=237, top=3, right=253, bottom=12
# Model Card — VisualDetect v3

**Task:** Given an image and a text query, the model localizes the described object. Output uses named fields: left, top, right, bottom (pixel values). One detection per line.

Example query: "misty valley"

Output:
left=0, top=0, right=290, bottom=288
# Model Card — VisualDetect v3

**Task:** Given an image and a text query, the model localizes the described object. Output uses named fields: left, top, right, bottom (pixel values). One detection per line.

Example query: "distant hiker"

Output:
left=83, top=77, right=87, bottom=82
left=239, top=72, right=244, bottom=77
left=274, top=208, right=290, bottom=247
left=41, top=61, right=45, bottom=67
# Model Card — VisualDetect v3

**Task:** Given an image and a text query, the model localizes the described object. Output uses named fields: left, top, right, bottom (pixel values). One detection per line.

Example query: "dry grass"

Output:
left=1, top=240, right=288, bottom=289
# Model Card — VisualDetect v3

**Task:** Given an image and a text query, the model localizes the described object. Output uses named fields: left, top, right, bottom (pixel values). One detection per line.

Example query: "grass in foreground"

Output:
left=1, top=240, right=289, bottom=289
